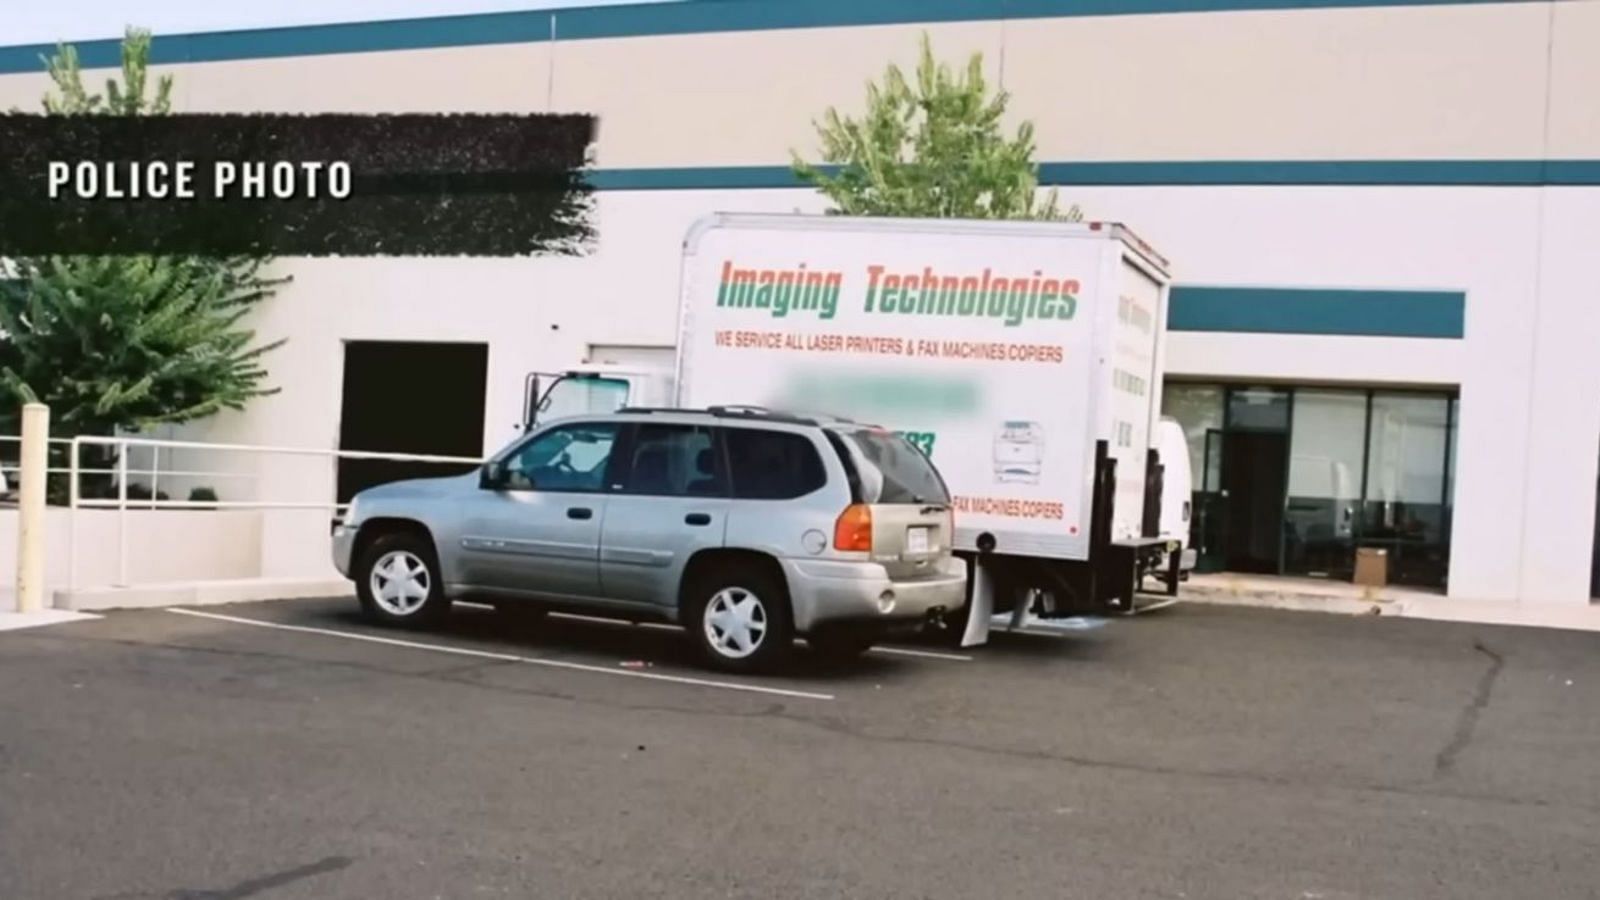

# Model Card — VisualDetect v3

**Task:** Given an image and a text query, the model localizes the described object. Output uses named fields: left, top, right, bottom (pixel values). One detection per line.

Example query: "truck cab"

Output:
left=524, top=364, right=674, bottom=428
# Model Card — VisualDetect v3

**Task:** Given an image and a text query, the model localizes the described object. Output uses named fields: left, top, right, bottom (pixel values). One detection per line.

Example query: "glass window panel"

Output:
left=1161, top=384, right=1223, bottom=490
left=1365, top=394, right=1448, bottom=506
left=1446, top=396, right=1458, bottom=511
left=725, top=428, right=827, bottom=500
left=620, top=424, right=725, bottom=497
left=1284, top=390, right=1366, bottom=577
left=504, top=422, right=618, bottom=493
left=1228, top=386, right=1290, bottom=432
left=1363, top=393, right=1451, bottom=587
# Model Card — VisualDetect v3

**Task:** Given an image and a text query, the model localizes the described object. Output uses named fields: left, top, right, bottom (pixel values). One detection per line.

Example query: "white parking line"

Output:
left=538, top=610, right=972, bottom=662
left=548, top=611, right=677, bottom=631
left=167, top=608, right=835, bottom=701
left=870, top=646, right=973, bottom=662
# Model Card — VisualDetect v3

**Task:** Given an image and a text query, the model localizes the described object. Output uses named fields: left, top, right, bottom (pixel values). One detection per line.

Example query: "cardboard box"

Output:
left=1353, top=547, right=1388, bottom=587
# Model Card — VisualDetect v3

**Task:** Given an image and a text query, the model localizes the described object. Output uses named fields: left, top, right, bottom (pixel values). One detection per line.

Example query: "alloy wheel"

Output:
left=703, top=587, right=768, bottom=659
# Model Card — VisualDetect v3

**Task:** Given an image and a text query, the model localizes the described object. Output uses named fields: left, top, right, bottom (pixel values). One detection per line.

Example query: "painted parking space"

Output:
left=169, top=607, right=839, bottom=701
left=537, top=608, right=975, bottom=662
left=149, top=596, right=985, bottom=709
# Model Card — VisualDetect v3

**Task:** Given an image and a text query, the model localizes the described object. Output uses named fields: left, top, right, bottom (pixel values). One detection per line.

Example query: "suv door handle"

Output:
left=567, top=507, right=593, bottom=520
left=684, top=513, right=712, bottom=526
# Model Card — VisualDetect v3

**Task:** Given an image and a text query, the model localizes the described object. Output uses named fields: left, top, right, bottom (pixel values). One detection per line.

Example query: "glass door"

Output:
left=1220, top=386, right=1291, bottom=574
left=1194, top=428, right=1227, bottom=573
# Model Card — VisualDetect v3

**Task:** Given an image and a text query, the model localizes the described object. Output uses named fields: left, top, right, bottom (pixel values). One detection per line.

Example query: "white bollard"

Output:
left=15, top=402, right=49, bottom=613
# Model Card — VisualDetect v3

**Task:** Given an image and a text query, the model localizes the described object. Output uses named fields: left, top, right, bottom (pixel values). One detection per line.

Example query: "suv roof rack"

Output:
left=613, top=405, right=826, bottom=426
left=707, top=405, right=819, bottom=426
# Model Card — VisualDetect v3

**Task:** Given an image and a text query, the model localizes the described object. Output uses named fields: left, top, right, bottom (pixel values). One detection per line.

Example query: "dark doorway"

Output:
left=1193, top=428, right=1228, bottom=574
left=336, top=341, right=489, bottom=503
left=1220, top=430, right=1289, bottom=573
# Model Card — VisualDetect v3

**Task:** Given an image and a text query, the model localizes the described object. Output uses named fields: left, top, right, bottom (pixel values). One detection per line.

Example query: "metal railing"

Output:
left=62, top=435, right=485, bottom=589
left=0, top=435, right=85, bottom=485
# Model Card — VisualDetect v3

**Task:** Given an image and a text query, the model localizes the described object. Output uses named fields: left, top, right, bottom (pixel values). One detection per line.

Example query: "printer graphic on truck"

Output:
left=993, top=420, right=1045, bottom=484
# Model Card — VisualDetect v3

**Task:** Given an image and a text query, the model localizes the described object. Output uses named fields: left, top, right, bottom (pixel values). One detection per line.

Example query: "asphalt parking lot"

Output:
left=4, top=598, right=1600, bottom=899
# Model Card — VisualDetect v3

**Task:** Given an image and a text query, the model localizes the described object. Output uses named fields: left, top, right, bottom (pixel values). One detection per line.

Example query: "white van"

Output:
left=1151, top=417, right=1197, bottom=591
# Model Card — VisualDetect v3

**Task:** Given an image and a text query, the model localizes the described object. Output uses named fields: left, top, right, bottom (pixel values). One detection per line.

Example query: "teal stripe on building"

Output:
left=1167, top=287, right=1466, bottom=339
left=588, top=161, right=1600, bottom=189
left=1, top=0, right=1587, bottom=189
left=0, top=0, right=1547, bottom=72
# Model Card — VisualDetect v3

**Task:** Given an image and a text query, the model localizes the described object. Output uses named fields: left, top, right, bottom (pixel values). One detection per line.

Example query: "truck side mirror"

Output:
left=520, top=374, right=541, bottom=430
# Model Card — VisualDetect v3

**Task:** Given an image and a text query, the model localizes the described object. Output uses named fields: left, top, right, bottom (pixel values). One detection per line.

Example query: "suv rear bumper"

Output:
left=781, top=556, right=967, bottom=633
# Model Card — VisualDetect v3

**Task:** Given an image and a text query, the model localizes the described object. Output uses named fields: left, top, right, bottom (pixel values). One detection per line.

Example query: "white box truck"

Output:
left=527, top=213, right=1191, bottom=645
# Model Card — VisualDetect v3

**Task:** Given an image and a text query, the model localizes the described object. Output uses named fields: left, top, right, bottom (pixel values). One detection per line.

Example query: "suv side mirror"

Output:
left=480, top=461, right=506, bottom=491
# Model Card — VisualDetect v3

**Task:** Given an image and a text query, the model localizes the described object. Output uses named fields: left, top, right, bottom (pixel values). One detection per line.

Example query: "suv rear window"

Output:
left=838, top=428, right=950, bottom=505
left=724, top=428, right=827, bottom=500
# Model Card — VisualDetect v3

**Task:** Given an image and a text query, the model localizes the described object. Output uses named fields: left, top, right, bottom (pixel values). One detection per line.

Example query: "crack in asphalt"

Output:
left=1434, top=639, right=1506, bottom=777
left=91, top=857, right=353, bottom=900
left=166, top=855, right=354, bottom=900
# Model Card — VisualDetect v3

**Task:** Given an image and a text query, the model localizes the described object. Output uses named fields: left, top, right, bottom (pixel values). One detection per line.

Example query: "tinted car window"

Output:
left=840, top=428, right=950, bottom=504
left=725, top=428, right=826, bottom=500
left=503, top=422, right=618, bottom=492
left=620, top=424, right=727, bottom=497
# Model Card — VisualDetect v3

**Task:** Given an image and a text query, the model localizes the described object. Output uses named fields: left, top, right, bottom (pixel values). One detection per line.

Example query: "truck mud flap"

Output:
left=960, top=558, right=995, bottom=648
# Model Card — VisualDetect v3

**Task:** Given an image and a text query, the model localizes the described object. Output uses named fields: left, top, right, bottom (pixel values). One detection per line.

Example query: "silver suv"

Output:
left=332, top=407, right=967, bottom=672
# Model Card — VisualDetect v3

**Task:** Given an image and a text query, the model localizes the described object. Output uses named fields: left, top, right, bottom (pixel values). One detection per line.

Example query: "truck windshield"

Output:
left=839, top=428, right=950, bottom=505
left=538, top=376, right=630, bottom=423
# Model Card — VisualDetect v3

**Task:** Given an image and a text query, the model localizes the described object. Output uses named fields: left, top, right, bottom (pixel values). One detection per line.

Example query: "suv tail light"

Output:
left=834, top=504, right=873, bottom=552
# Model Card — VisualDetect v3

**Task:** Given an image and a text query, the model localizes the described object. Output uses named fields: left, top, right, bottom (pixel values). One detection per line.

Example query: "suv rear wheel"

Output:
left=356, top=531, right=450, bottom=627
left=685, top=563, right=793, bottom=673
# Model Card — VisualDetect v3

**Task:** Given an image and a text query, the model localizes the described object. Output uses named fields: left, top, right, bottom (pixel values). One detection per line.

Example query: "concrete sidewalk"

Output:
left=0, top=608, right=99, bottom=632
left=1182, top=572, right=1600, bottom=633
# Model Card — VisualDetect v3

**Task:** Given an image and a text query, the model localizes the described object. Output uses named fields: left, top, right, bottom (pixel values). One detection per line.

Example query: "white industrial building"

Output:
left=2, top=0, right=1598, bottom=609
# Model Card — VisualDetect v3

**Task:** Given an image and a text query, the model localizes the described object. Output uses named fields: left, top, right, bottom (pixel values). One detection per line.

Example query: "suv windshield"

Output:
left=837, top=428, right=950, bottom=505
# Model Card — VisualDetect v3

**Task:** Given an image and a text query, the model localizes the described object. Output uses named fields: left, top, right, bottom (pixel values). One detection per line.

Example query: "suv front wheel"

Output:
left=356, top=531, right=450, bottom=627
left=686, top=564, right=793, bottom=673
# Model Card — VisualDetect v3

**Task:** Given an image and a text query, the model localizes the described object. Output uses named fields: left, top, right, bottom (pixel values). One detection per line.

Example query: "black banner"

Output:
left=0, top=113, right=597, bottom=256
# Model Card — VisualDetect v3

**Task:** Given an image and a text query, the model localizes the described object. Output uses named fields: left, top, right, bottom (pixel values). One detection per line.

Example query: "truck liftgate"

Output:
left=956, top=441, right=1179, bottom=647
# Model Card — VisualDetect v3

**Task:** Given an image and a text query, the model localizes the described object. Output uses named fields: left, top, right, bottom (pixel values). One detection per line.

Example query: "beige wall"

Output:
left=0, top=70, right=51, bottom=110
left=1545, top=0, right=1600, bottom=159
left=176, top=41, right=552, bottom=113
left=549, top=21, right=1002, bottom=167
left=2, top=2, right=1593, bottom=163
left=1005, top=4, right=1555, bottom=161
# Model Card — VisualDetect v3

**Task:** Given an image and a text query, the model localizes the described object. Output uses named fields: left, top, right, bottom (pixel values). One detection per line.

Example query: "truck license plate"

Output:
left=907, top=527, right=930, bottom=554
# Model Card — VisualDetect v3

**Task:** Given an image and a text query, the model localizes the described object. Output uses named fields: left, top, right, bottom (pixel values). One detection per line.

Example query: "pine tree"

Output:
left=791, top=34, right=1079, bottom=221
left=0, top=28, right=285, bottom=442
